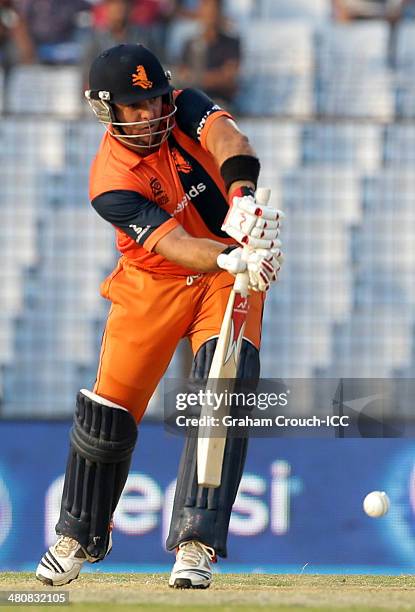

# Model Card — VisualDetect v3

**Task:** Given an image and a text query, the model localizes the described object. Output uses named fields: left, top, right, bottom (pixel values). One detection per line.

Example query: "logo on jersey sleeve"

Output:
left=196, top=104, right=222, bottom=139
left=129, top=224, right=151, bottom=242
left=171, top=148, right=192, bottom=174
left=132, top=65, right=153, bottom=89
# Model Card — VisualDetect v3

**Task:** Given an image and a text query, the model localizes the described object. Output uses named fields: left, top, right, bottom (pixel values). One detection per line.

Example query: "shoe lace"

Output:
left=55, top=536, right=79, bottom=556
left=178, top=541, right=216, bottom=565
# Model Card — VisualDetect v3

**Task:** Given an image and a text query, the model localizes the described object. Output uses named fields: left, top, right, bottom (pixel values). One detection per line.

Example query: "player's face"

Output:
left=113, top=97, right=164, bottom=150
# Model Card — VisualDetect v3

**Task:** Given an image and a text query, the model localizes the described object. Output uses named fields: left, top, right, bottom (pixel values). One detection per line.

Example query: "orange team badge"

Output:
left=132, top=65, right=153, bottom=89
left=171, top=148, right=192, bottom=174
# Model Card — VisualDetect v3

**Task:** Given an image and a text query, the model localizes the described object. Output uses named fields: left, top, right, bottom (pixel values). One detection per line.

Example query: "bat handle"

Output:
left=233, top=187, right=271, bottom=296
left=233, top=248, right=250, bottom=296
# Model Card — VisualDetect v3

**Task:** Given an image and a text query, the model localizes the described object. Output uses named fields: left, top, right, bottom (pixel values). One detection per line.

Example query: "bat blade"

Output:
left=197, top=188, right=271, bottom=488
left=197, top=292, right=249, bottom=487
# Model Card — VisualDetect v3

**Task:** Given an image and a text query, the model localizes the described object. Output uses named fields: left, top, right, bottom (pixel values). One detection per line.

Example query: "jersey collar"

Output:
left=107, top=130, right=168, bottom=169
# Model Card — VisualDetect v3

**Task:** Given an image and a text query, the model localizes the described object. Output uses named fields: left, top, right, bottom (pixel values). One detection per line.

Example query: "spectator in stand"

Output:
left=82, top=0, right=165, bottom=90
left=92, top=0, right=174, bottom=62
left=173, top=0, right=200, bottom=18
left=0, top=0, right=34, bottom=70
left=176, top=0, right=240, bottom=110
left=332, top=0, right=406, bottom=24
left=18, top=0, right=92, bottom=63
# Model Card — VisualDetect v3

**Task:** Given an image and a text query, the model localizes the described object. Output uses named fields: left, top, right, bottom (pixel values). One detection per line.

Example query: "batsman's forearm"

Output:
left=156, top=234, right=228, bottom=273
left=172, top=237, right=229, bottom=272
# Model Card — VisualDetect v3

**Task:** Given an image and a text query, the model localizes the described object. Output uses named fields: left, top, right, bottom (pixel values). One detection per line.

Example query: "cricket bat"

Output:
left=197, top=187, right=271, bottom=488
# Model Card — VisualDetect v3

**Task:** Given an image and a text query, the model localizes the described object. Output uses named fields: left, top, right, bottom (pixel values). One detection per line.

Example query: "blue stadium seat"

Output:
left=259, top=0, right=329, bottom=21
left=324, top=306, right=412, bottom=377
left=383, top=124, right=415, bottom=165
left=237, top=20, right=314, bottom=116
left=64, top=122, right=103, bottom=168
left=361, top=169, right=415, bottom=213
left=301, top=123, right=382, bottom=170
left=0, top=316, right=15, bottom=366
left=240, top=120, right=301, bottom=169
left=354, top=269, right=415, bottom=306
left=283, top=261, right=352, bottom=319
left=5, top=66, right=82, bottom=117
left=316, top=23, right=393, bottom=118
left=0, top=68, right=5, bottom=114
left=261, top=303, right=332, bottom=378
left=395, top=23, right=415, bottom=117
left=164, top=18, right=201, bottom=65
left=224, top=0, right=258, bottom=22
left=1, top=203, right=115, bottom=416
left=282, top=167, right=361, bottom=223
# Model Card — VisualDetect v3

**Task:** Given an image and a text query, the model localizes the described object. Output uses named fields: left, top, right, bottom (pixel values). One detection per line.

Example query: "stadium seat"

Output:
left=0, top=266, right=23, bottom=318
left=1, top=202, right=115, bottom=415
left=354, top=216, right=415, bottom=268
left=237, top=20, right=314, bottom=116
left=40, top=207, right=115, bottom=298
left=324, top=306, right=412, bottom=377
left=261, top=306, right=332, bottom=378
left=5, top=66, right=83, bottom=117
left=0, top=68, right=4, bottom=114
left=361, top=169, right=415, bottom=213
left=395, top=22, right=415, bottom=72
left=0, top=119, right=65, bottom=176
left=2, top=196, right=37, bottom=260
left=64, top=121, right=103, bottom=168
left=354, top=269, right=415, bottom=306
left=284, top=216, right=350, bottom=267
left=224, top=0, right=258, bottom=22
left=164, top=18, right=201, bottom=64
left=259, top=0, right=329, bottom=21
left=2, top=351, right=82, bottom=417
left=316, top=23, right=394, bottom=119
left=301, top=123, right=382, bottom=171
left=41, top=168, right=90, bottom=208
left=282, top=167, right=362, bottom=223
left=395, top=23, right=415, bottom=117
left=383, top=124, right=415, bottom=165
left=282, top=262, right=352, bottom=319
left=0, top=316, right=16, bottom=366
left=240, top=120, right=301, bottom=169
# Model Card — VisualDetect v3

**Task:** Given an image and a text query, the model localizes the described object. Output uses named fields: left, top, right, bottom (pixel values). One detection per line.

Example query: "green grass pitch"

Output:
left=1, top=573, right=415, bottom=611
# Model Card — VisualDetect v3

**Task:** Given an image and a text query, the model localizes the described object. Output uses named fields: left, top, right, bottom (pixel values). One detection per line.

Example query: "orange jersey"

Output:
left=89, top=88, right=236, bottom=276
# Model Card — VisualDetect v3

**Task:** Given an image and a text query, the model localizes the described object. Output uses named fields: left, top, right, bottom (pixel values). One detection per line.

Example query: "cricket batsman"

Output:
left=36, top=43, right=283, bottom=589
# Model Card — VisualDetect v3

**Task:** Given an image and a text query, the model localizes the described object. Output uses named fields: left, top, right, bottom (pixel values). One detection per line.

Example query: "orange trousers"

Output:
left=94, top=256, right=264, bottom=422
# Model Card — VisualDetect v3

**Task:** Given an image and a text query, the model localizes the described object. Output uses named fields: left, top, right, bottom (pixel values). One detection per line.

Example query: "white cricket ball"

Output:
left=363, top=491, right=390, bottom=518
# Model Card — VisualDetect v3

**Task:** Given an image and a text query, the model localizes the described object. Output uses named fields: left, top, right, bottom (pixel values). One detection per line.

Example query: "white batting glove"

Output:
left=246, top=247, right=284, bottom=292
left=222, top=187, right=283, bottom=249
left=217, top=246, right=283, bottom=292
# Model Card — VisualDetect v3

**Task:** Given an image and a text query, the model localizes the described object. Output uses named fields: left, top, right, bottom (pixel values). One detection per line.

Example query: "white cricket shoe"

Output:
left=35, top=534, right=112, bottom=587
left=169, top=540, right=216, bottom=589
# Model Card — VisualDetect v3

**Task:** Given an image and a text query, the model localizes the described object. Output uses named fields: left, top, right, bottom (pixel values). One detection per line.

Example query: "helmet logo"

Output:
left=171, top=148, right=192, bottom=174
left=132, top=65, right=153, bottom=89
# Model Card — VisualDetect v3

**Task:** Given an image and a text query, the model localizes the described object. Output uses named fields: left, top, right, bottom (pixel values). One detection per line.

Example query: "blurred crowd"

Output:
left=0, top=0, right=241, bottom=109
left=1, top=0, right=415, bottom=111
